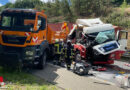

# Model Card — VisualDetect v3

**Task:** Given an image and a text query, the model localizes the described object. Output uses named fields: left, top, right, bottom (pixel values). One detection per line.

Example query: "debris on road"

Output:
left=114, top=74, right=130, bottom=88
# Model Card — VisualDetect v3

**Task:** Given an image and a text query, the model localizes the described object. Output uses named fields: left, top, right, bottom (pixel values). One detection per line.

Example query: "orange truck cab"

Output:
left=0, top=8, right=68, bottom=69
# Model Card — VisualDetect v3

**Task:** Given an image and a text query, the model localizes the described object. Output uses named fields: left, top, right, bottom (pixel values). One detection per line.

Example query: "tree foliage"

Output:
left=14, top=0, right=43, bottom=10
left=72, top=0, right=112, bottom=16
left=0, top=0, right=129, bottom=24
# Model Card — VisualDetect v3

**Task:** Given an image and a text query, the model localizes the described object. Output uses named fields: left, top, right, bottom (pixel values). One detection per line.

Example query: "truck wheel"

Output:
left=37, top=52, right=47, bottom=70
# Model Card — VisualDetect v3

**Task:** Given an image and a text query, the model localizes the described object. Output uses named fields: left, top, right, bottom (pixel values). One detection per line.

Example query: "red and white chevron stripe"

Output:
left=25, top=32, right=31, bottom=36
left=32, top=37, right=38, bottom=43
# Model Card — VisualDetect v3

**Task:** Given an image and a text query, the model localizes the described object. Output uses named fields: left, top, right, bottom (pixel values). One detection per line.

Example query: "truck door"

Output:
left=117, top=30, right=128, bottom=51
left=37, top=15, right=47, bottom=40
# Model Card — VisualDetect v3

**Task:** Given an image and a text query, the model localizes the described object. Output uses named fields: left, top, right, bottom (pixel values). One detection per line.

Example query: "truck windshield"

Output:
left=0, top=14, right=36, bottom=32
left=95, top=29, right=115, bottom=44
left=87, top=29, right=115, bottom=44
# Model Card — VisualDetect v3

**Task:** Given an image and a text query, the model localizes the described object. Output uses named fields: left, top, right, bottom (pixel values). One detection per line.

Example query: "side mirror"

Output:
left=34, top=22, right=41, bottom=31
left=116, top=30, right=120, bottom=41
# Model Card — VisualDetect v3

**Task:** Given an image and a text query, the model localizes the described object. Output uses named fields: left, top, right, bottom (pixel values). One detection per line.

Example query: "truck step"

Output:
left=36, top=49, right=40, bottom=51
left=35, top=56, right=40, bottom=58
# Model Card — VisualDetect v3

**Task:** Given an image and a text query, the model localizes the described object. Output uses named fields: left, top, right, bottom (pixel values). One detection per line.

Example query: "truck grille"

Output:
left=93, top=54, right=109, bottom=61
left=2, top=35, right=27, bottom=45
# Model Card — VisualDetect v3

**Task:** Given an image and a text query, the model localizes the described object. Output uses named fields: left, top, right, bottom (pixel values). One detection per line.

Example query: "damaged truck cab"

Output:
left=69, top=18, right=128, bottom=65
left=0, top=8, right=49, bottom=69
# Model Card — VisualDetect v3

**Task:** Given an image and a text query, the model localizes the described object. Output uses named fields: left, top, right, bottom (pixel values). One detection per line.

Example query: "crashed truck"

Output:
left=68, top=18, right=128, bottom=75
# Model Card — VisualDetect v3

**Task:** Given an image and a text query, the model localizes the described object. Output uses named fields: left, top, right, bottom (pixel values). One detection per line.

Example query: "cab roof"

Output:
left=1, top=8, right=38, bottom=15
left=76, top=18, right=104, bottom=27
left=83, top=24, right=114, bottom=34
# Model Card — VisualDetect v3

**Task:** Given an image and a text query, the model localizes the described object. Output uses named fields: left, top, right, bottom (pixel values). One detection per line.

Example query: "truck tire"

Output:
left=37, top=52, right=47, bottom=70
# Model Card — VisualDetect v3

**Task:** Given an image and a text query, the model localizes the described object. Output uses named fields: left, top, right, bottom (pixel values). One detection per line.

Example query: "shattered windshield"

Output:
left=0, top=13, right=36, bottom=32
left=95, top=29, right=115, bottom=44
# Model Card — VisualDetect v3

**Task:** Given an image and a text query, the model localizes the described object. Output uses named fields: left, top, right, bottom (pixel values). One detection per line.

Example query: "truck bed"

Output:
left=47, top=23, right=73, bottom=44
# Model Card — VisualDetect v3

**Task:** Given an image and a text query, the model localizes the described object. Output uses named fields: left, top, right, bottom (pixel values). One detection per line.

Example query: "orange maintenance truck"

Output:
left=0, top=8, right=69, bottom=69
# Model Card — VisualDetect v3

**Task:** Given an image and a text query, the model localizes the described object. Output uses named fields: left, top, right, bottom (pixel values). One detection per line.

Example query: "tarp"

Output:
left=76, top=18, right=103, bottom=27
left=83, top=24, right=114, bottom=34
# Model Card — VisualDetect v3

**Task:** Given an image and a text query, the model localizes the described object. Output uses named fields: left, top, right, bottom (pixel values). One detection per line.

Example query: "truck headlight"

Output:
left=25, top=51, right=34, bottom=56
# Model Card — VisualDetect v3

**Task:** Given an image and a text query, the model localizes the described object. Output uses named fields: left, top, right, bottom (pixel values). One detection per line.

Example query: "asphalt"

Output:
left=93, top=60, right=130, bottom=85
left=31, top=61, right=127, bottom=90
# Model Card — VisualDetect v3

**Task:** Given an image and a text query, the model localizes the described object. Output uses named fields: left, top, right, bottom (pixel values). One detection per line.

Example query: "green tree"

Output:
left=52, top=0, right=61, bottom=16
left=14, top=0, right=43, bottom=9
left=60, top=0, right=73, bottom=22
left=72, top=0, right=112, bottom=17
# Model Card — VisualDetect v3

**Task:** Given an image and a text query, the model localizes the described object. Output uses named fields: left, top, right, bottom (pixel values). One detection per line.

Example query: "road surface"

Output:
left=31, top=61, right=130, bottom=90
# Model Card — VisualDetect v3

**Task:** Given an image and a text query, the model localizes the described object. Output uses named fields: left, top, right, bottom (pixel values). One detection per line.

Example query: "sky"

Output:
left=0, top=0, right=49, bottom=7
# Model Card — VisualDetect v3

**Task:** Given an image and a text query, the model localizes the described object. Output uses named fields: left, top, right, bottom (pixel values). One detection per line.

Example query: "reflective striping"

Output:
left=32, top=37, right=38, bottom=43
left=25, top=32, right=31, bottom=36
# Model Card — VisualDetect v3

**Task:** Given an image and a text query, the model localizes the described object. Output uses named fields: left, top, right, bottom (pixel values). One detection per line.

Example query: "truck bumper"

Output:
left=0, top=53, right=20, bottom=67
left=93, top=60, right=114, bottom=64
left=0, top=46, right=35, bottom=67
left=0, top=53, right=35, bottom=67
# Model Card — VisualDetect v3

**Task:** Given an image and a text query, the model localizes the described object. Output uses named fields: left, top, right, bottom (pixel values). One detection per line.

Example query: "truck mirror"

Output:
left=34, top=21, right=41, bottom=31
left=0, top=16, right=1, bottom=23
left=116, top=30, right=120, bottom=41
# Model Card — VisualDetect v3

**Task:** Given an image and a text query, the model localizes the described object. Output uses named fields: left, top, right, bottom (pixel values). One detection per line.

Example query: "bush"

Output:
left=102, top=11, right=130, bottom=29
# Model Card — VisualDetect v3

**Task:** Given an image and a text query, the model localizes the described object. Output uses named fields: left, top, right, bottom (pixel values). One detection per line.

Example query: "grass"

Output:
left=0, top=67, right=59, bottom=90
